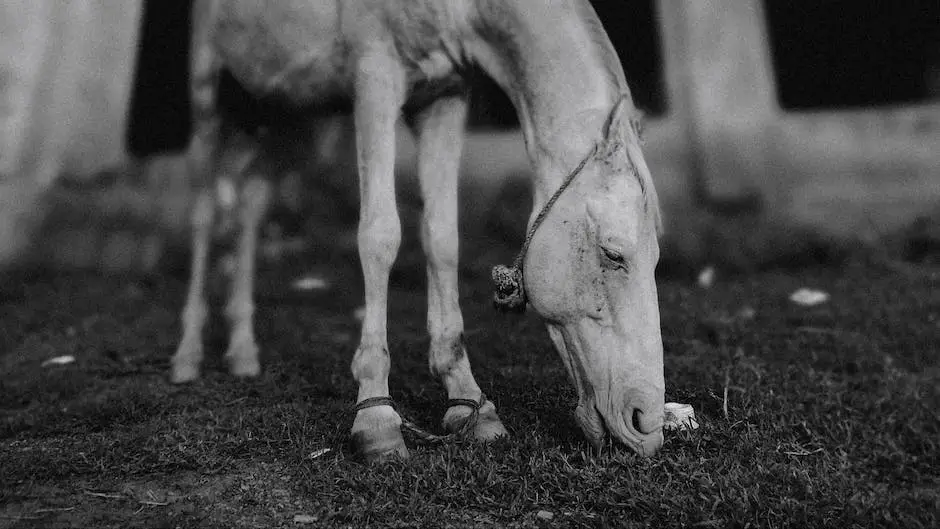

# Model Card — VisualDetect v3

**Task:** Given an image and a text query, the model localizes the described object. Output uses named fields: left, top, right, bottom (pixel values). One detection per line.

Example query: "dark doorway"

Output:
left=764, top=0, right=940, bottom=109
left=469, top=0, right=666, bottom=128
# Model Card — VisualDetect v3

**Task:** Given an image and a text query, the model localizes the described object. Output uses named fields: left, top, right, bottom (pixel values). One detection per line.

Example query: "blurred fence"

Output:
left=1, top=0, right=938, bottom=272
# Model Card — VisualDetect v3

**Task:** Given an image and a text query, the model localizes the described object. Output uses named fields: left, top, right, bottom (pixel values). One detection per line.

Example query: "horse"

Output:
left=171, top=0, right=666, bottom=460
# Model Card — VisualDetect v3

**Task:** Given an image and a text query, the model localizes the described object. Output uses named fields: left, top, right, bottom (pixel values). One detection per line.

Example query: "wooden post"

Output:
left=0, top=0, right=143, bottom=265
left=656, top=0, right=778, bottom=204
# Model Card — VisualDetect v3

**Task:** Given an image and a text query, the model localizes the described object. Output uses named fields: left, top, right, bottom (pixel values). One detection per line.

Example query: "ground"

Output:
left=1, top=228, right=938, bottom=528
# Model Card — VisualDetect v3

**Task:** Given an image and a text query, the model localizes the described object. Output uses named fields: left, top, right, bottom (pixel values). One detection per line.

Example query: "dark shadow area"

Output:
left=468, top=0, right=666, bottom=128
left=765, top=0, right=940, bottom=109
left=127, top=0, right=193, bottom=156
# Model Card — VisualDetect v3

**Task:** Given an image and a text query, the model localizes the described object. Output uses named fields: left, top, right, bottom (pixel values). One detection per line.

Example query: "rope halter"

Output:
left=492, top=141, right=600, bottom=312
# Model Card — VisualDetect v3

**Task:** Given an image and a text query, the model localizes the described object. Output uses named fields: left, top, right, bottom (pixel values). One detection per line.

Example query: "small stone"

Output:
left=536, top=510, right=554, bottom=521
left=293, top=514, right=318, bottom=524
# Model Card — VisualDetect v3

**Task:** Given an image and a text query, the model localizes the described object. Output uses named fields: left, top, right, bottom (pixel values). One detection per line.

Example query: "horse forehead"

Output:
left=595, top=167, right=644, bottom=208
left=586, top=174, right=646, bottom=237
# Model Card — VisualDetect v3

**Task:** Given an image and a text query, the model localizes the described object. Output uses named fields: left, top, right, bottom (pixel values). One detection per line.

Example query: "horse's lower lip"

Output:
left=574, top=401, right=607, bottom=449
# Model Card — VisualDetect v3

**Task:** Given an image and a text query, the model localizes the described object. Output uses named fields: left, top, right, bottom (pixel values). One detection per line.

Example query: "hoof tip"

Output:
left=226, top=343, right=261, bottom=378
left=444, top=407, right=509, bottom=442
left=351, top=425, right=409, bottom=463
left=472, top=415, right=509, bottom=441
left=169, top=362, right=200, bottom=384
left=228, top=358, right=261, bottom=378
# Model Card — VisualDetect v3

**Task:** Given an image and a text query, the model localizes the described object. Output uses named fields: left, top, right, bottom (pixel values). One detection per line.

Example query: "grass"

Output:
left=1, top=230, right=938, bottom=528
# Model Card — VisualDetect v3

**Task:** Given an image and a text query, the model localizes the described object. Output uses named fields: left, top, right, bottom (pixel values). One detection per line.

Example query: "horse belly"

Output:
left=213, top=0, right=350, bottom=107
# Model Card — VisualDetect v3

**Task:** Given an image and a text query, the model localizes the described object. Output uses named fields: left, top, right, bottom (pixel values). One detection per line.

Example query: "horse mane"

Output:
left=576, top=1, right=663, bottom=235
left=571, top=0, right=630, bottom=98
left=569, top=0, right=666, bottom=235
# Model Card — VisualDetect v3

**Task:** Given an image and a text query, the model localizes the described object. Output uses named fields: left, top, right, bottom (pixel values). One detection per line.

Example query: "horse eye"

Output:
left=600, top=246, right=627, bottom=269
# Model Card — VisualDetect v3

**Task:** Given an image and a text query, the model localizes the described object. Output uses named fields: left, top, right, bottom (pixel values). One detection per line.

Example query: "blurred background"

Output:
left=1, top=0, right=938, bottom=274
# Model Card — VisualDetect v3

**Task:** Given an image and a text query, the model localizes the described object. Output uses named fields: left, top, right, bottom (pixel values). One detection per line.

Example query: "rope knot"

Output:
left=492, top=264, right=526, bottom=312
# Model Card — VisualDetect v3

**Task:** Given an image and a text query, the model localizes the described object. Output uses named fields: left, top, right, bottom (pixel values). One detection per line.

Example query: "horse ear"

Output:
left=603, top=96, right=632, bottom=142
left=604, top=96, right=643, bottom=150
left=600, top=96, right=636, bottom=157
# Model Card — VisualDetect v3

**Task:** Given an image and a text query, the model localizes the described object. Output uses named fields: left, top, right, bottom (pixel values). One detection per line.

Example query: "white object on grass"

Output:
left=292, top=276, right=329, bottom=291
left=697, top=266, right=716, bottom=288
left=663, top=402, right=699, bottom=431
left=789, top=288, right=830, bottom=306
left=307, top=448, right=332, bottom=459
left=42, top=355, right=75, bottom=367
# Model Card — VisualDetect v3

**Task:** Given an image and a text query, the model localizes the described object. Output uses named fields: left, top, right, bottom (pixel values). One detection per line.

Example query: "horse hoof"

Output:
left=227, top=356, right=261, bottom=378
left=470, top=410, right=509, bottom=441
left=225, top=343, right=261, bottom=378
left=351, top=425, right=409, bottom=463
left=169, top=360, right=200, bottom=384
left=443, top=402, right=509, bottom=441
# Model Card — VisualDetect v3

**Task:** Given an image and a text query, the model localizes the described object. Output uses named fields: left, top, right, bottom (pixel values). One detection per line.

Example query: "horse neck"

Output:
left=467, top=0, right=624, bottom=204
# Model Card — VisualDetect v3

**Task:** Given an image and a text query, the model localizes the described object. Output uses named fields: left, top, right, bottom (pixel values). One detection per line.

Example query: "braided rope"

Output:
left=492, top=142, right=600, bottom=312
left=513, top=143, right=600, bottom=272
left=352, top=394, right=487, bottom=445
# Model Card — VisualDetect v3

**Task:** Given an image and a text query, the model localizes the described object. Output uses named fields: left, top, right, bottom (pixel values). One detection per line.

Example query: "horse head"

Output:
left=507, top=97, right=665, bottom=456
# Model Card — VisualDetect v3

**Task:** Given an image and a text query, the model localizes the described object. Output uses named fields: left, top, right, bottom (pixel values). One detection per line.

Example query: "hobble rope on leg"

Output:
left=444, top=393, right=487, bottom=436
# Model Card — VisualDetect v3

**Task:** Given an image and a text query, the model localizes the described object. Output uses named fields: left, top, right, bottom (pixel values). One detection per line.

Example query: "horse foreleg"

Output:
left=412, top=95, right=508, bottom=441
left=171, top=187, right=214, bottom=383
left=224, top=175, right=270, bottom=378
left=171, top=0, right=221, bottom=383
left=349, top=50, right=408, bottom=461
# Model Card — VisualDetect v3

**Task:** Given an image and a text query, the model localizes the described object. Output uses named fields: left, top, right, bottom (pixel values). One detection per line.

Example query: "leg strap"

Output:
left=354, top=396, right=396, bottom=412
left=446, top=393, right=486, bottom=412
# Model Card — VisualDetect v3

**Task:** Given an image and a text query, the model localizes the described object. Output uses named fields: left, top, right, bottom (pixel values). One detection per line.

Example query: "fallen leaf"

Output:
left=307, top=448, right=332, bottom=459
left=697, top=266, right=716, bottom=288
left=42, top=355, right=75, bottom=367
left=789, top=288, right=830, bottom=306
left=292, top=276, right=329, bottom=291
left=536, top=510, right=554, bottom=521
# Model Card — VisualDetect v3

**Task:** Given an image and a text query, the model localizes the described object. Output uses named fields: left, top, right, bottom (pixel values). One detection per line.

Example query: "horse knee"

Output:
left=191, top=192, right=215, bottom=231
left=352, top=344, right=391, bottom=381
left=358, top=215, right=401, bottom=268
left=421, top=219, right=458, bottom=269
left=429, top=334, right=465, bottom=377
left=240, top=177, right=271, bottom=219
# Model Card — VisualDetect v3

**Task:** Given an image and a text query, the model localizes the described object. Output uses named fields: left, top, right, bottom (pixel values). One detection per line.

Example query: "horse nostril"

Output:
left=632, top=408, right=644, bottom=433
left=630, top=406, right=663, bottom=435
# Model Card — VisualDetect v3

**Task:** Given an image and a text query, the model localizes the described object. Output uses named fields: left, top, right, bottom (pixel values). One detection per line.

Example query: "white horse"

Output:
left=172, top=0, right=666, bottom=460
